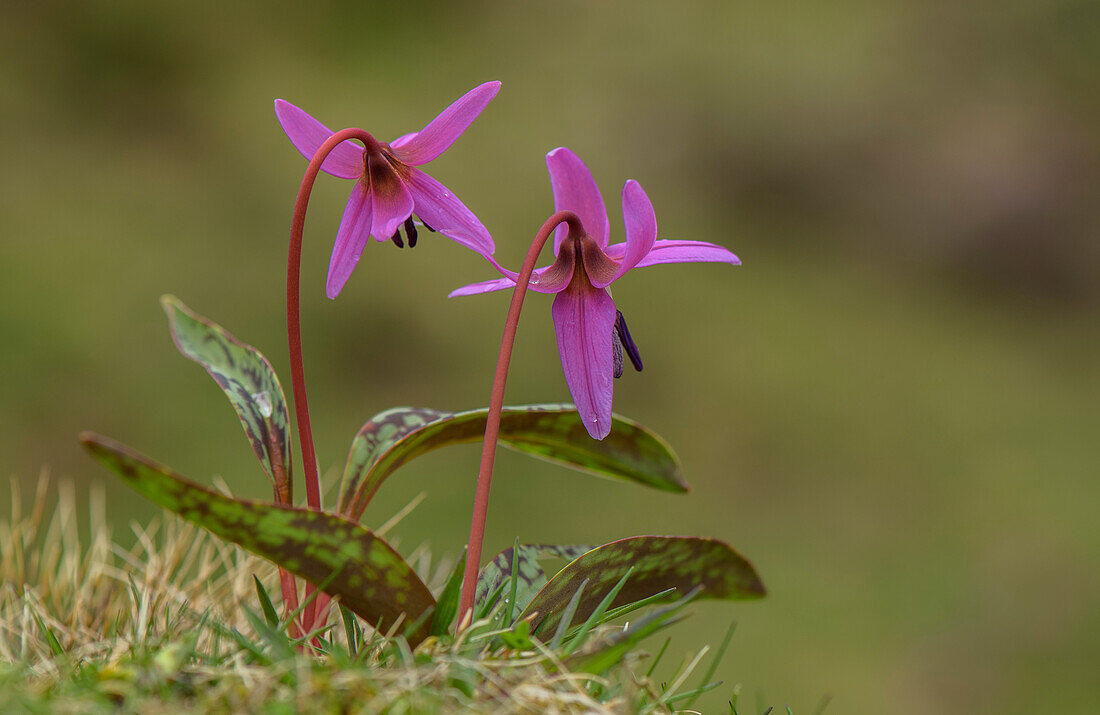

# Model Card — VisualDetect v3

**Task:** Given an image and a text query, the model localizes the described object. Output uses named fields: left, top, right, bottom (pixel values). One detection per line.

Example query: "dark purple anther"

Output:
left=420, top=218, right=437, bottom=233
left=613, top=326, right=624, bottom=379
left=390, top=230, right=404, bottom=248
left=614, top=310, right=643, bottom=372
left=404, top=217, right=418, bottom=247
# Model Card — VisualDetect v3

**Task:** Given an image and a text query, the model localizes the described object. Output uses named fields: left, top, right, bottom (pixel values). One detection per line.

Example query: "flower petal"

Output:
left=448, top=276, right=517, bottom=297
left=404, top=169, right=495, bottom=258
left=274, top=99, right=363, bottom=179
left=327, top=183, right=374, bottom=298
left=584, top=181, right=658, bottom=289
left=390, top=81, right=501, bottom=166
left=448, top=252, right=574, bottom=297
left=546, top=147, right=610, bottom=252
left=552, top=283, right=617, bottom=440
left=389, top=132, right=417, bottom=150
left=604, top=239, right=741, bottom=268
left=367, top=155, right=415, bottom=240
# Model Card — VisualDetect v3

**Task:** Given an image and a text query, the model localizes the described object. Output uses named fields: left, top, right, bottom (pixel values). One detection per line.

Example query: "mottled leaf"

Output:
left=339, top=404, right=688, bottom=520
left=336, top=407, right=450, bottom=515
left=475, top=544, right=594, bottom=616
left=161, top=295, right=292, bottom=503
left=80, top=432, right=436, bottom=645
left=520, top=536, right=765, bottom=636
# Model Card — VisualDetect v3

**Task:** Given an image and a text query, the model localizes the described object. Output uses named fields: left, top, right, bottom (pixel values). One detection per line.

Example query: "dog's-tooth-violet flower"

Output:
left=450, top=147, right=740, bottom=440
left=275, top=81, right=500, bottom=298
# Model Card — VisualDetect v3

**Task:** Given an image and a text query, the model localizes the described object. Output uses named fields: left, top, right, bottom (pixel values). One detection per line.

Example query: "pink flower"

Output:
left=275, top=81, right=500, bottom=298
left=450, top=148, right=740, bottom=439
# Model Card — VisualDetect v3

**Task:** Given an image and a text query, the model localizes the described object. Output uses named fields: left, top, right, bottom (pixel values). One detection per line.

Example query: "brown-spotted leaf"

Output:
left=161, top=295, right=292, bottom=503
left=475, top=544, right=594, bottom=615
left=336, top=407, right=450, bottom=515
left=80, top=432, right=435, bottom=645
left=340, top=404, right=688, bottom=520
left=519, top=536, right=765, bottom=636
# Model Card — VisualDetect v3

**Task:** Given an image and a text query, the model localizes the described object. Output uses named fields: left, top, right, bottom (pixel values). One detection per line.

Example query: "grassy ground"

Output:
left=0, top=480, right=775, bottom=714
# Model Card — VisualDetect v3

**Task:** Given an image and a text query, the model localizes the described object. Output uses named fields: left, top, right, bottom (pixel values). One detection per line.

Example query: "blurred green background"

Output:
left=2, top=1, right=1098, bottom=712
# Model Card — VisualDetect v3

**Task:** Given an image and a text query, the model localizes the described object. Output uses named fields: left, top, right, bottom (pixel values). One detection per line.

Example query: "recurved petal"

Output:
left=368, top=156, right=415, bottom=240
left=389, top=132, right=417, bottom=150
left=552, top=284, right=617, bottom=440
left=604, top=239, right=741, bottom=268
left=618, top=180, right=659, bottom=271
left=546, top=147, right=610, bottom=252
left=390, top=81, right=501, bottom=166
left=274, top=99, right=363, bottom=179
left=405, top=169, right=495, bottom=258
left=327, top=183, right=374, bottom=298
left=448, top=277, right=516, bottom=297
left=448, top=255, right=573, bottom=297
left=587, top=180, right=658, bottom=288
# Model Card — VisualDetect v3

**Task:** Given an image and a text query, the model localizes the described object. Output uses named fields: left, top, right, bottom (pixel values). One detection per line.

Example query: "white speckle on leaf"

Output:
left=251, top=391, right=274, bottom=418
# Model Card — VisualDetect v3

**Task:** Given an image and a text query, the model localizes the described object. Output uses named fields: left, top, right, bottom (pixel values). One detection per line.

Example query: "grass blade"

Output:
left=563, top=566, right=634, bottom=655
left=253, top=575, right=280, bottom=627
left=684, top=619, right=737, bottom=708
left=505, top=540, right=520, bottom=625
left=549, top=579, right=588, bottom=650
left=430, top=550, right=466, bottom=636
left=663, top=679, right=725, bottom=705
left=339, top=604, right=360, bottom=654
left=646, top=636, right=671, bottom=678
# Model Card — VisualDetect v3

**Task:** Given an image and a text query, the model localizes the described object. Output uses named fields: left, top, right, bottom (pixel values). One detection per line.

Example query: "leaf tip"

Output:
left=159, top=294, right=186, bottom=322
left=738, top=559, right=767, bottom=598
left=748, top=573, right=767, bottom=597
left=78, top=431, right=104, bottom=451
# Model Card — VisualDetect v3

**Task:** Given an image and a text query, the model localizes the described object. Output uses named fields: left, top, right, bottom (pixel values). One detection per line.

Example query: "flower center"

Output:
left=363, top=146, right=412, bottom=185
left=544, top=234, right=620, bottom=290
left=360, top=147, right=427, bottom=248
left=578, top=236, right=620, bottom=287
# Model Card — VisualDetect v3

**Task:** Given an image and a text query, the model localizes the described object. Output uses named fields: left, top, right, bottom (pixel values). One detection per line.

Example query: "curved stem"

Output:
left=287, top=127, right=377, bottom=630
left=288, top=127, right=378, bottom=511
left=458, top=210, right=585, bottom=619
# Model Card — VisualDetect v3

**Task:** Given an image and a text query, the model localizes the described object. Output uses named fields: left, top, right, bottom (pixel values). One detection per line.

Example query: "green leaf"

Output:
left=474, top=544, right=594, bottom=616
left=499, top=619, right=534, bottom=651
left=80, top=432, right=436, bottom=645
left=339, top=404, right=688, bottom=520
left=336, top=407, right=450, bottom=515
left=475, top=580, right=508, bottom=622
left=429, top=550, right=467, bottom=636
left=161, top=295, right=293, bottom=503
left=520, top=536, right=766, bottom=636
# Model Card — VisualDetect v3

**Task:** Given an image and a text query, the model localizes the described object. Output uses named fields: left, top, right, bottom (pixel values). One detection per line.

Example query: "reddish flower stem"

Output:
left=458, top=210, right=585, bottom=619
left=287, top=126, right=378, bottom=628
